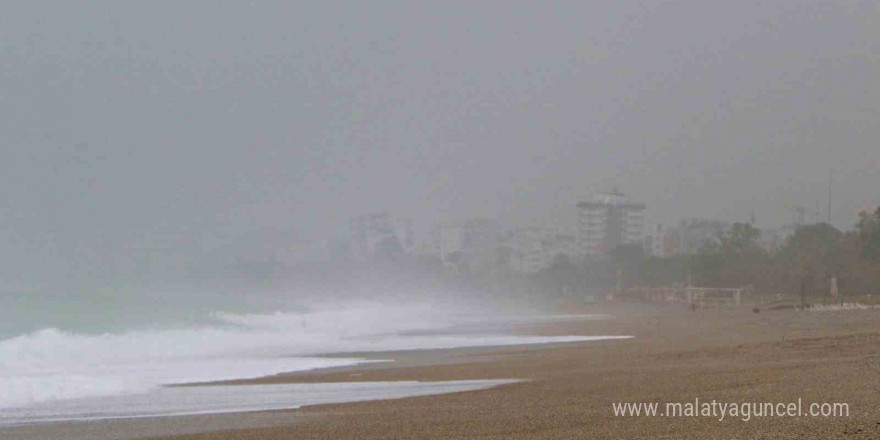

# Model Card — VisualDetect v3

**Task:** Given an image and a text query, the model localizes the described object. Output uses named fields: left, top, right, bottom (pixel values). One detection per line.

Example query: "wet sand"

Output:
left=10, top=303, right=880, bottom=439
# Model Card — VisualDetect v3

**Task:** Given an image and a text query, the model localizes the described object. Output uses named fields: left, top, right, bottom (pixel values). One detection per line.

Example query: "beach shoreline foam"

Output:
left=0, top=379, right=521, bottom=427
left=1, top=304, right=873, bottom=440
left=0, top=306, right=617, bottom=410
left=0, top=308, right=630, bottom=434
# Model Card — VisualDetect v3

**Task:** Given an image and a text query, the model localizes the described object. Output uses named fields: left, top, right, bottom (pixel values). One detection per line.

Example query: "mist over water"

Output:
left=7, top=2, right=875, bottom=434
left=0, top=284, right=307, bottom=339
left=0, top=283, right=622, bottom=412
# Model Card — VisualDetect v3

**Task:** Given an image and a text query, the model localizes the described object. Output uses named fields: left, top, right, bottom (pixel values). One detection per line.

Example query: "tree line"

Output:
left=569, top=207, right=880, bottom=301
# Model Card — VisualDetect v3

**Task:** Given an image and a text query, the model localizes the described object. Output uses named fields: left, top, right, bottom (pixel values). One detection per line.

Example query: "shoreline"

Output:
left=2, top=380, right=522, bottom=431
left=5, top=304, right=880, bottom=439
left=0, top=309, right=630, bottom=438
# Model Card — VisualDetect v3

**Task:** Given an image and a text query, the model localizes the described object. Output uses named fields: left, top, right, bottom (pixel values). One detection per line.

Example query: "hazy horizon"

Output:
left=3, top=4, right=880, bottom=437
left=2, top=1, right=879, bottom=282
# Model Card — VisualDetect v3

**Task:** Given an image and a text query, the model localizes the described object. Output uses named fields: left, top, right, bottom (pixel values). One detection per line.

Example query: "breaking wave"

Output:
left=0, top=302, right=625, bottom=410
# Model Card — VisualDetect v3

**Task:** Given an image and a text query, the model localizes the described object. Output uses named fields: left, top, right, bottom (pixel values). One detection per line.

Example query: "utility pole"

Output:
left=827, top=170, right=833, bottom=225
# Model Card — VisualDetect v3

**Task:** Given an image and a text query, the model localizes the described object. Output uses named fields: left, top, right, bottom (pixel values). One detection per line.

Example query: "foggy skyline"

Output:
left=2, top=1, right=879, bottom=278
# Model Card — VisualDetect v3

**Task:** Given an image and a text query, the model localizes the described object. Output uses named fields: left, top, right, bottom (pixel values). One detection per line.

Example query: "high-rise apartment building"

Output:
left=576, top=190, right=646, bottom=258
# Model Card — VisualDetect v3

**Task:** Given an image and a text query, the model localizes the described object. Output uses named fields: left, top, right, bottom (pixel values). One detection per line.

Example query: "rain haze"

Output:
left=2, top=2, right=880, bottom=439
left=3, top=1, right=879, bottom=277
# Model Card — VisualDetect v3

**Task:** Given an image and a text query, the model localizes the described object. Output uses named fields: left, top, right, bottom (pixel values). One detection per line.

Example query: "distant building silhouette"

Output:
left=349, top=213, right=413, bottom=260
left=577, top=190, right=646, bottom=258
left=429, top=219, right=502, bottom=271
left=504, top=228, right=578, bottom=274
left=661, top=218, right=730, bottom=256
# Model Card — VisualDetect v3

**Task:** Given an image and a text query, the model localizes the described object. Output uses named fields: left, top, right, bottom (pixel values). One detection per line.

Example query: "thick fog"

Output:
left=2, top=1, right=879, bottom=287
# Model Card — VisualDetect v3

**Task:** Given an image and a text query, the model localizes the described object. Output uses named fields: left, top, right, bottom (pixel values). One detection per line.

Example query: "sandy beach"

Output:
left=6, top=303, right=880, bottom=440
left=7, top=0, right=880, bottom=438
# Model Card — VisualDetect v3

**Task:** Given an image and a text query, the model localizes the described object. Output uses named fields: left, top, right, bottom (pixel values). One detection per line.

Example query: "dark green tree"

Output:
left=857, top=207, right=880, bottom=261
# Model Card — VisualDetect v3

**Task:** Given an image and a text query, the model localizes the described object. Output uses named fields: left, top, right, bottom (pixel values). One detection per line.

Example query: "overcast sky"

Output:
left=1, top=1, right=879, bottom=278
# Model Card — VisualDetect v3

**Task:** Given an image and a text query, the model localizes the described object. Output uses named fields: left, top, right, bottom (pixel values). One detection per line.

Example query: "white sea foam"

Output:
left=0, top=303, right=627, bottom=412
left=0, top=380, right=521, bottom=426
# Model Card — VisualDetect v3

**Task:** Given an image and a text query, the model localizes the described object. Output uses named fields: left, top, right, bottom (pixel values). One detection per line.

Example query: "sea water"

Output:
left=0, top=380, right=522, bottom=426
left=0, top=287, right=628, bottom=424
